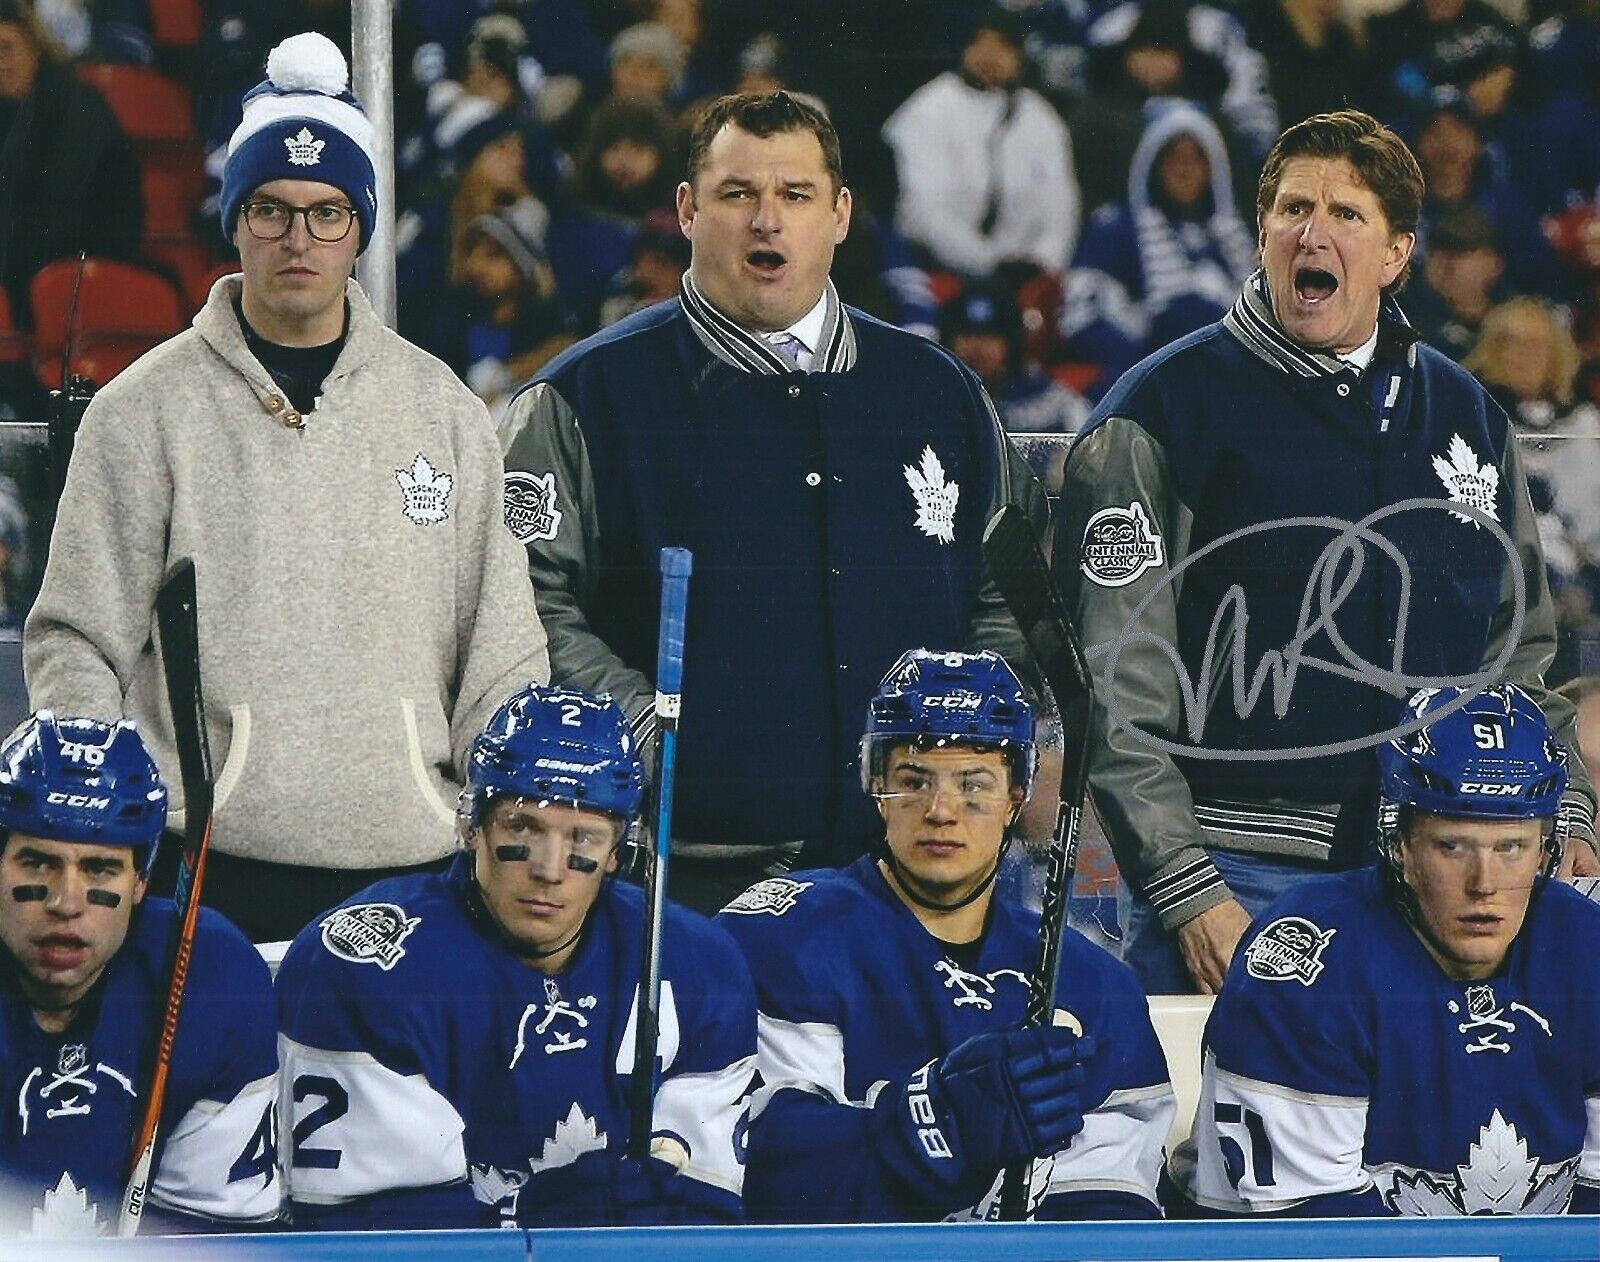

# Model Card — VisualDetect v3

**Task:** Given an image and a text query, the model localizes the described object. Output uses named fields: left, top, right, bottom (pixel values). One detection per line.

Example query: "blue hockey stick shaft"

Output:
left=631, top=546, right=693, bottom=1158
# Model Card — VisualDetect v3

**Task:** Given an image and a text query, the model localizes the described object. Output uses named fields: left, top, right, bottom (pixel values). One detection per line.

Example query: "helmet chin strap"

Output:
left=882, top=830, right=1013, bottom=915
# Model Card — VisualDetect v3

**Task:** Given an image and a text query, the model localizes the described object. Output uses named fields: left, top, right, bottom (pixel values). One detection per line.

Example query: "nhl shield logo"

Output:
left=720, top=878, right=813, bottom=917
left=320, top=902, right=421, bottom=970
left=1244, top=915, right=1336, bottom=987
left=57, top=1044, right=88, bottom=1076
left=504, top=471, right=562, bottom=543
left=1079, top=501, right=1164, bottom=587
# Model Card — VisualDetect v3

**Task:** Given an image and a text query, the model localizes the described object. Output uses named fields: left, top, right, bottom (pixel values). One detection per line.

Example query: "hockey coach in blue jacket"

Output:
left=499, top=91, right=1048, bottom=912
left=1059, top=109, right=1597, bottom=997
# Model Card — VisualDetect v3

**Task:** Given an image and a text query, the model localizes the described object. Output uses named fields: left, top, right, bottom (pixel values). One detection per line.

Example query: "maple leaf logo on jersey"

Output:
left=903, top=446, right=958, bottom=545
left=1380, top=1110, right=1576, bottom=1215
left=284, top=126, right=325, bottom=166
left=1431, top=434, right=1499, bottom=529
left=527, top=1102, right=608, bottom=1174
left=395, top=453, right=453, bottom=525
left=28, top=1172, right=103, bottom=1239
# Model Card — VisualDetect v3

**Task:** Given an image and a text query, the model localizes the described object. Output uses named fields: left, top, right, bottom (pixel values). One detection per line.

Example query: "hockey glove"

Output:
left=873, top=1027, right=1092, bottom=1208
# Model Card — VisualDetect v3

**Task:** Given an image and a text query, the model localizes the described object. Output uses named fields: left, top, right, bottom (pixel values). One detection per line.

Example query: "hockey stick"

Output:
left=981, top=505, right=1094, bottom=1222
left=630, top=547, right=693, bottom=1159
left=119, top=558, right=215, bottom=1235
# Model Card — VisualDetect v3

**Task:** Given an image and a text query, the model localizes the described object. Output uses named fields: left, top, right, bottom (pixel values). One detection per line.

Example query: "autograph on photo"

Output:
left=1088, top=498, right=1525, bottom=761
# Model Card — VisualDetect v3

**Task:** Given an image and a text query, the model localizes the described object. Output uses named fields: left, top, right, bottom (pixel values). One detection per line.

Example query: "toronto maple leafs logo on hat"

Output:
left=284, top=126, right=325, bottom=166
left=1432, top=434, right=1499, bottom=528
left=904, top=446, right=958, bottom=544
left=396, top=453, right=453, bottom=525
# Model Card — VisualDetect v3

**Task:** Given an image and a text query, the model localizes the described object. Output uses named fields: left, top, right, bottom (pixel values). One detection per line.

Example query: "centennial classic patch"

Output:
left=504, top=470, right=562, bottom=543
left=395, top=452, right=453, bottom=525
left=320, top=902, right=421, bottom=969
left=1243, top=915, right=1336, bottom=986
left=720, top=878, right=813, bottom=917
left=1079, top=501, right=1164, bottom=587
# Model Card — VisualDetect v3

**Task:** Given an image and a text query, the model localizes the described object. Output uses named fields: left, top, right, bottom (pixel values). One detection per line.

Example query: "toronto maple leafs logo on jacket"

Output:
left=1432, top=434, right=1500, bottom=528
left=903, top=446, right=958, bottom=544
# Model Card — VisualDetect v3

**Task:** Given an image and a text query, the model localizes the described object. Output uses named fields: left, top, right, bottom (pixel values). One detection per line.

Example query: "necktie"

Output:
left=770, top=333, right=805, bottom=369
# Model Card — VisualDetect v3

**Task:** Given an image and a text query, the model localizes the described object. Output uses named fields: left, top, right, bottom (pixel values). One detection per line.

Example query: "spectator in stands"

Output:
left=1241, top=0, right=1376, bottom=130
left=1082, top=0, right=1279, bottom=161
left=1065, top=0, right=1255, bottom=218
left=1409, top=19, right=1600, bottom=220
left=547, top=95, right=678, bottom=330
left=608, top=21, right=685, bottom=109
left=941, top=280, right=1088, bottom=491
left=25, top=33, right=548, bottom=943
left=31, top=0, right=152, bottom=64
left=428, top=201, right=574, bottom=421
left=1412, top=94, right=1565, bottom=298
left=501, top=91, right=1047, bottom=912
left=1402, top=204, right=1507, bottom=360
left=1547, top=202, right=1600, bottom=397
left=0, top=0, right=142, bottom=324
left=1367, top=0, right=1521, bottom=121
left=1059, top=100, right=1256, bottom=399
left=1465, top=297, right=1600, bottom=586
left=882, top=7, right=1079, bottom=285
left=598, top=205, right=689, bottom=327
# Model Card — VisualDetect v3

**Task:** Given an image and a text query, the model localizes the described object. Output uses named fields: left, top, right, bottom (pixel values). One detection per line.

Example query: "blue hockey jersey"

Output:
left=275, top=856, right=758, bottom=1229
left=716, top=857, right=1174, bottom=1222
left=1182, top=867, right=1600, bottom=1215
left=0, top=900, right=278, bottom=1236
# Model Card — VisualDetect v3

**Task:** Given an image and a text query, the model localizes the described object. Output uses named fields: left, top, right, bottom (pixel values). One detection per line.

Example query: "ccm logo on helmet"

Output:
left=1459, top=783, right=1523, bottom=796
left=923, top=694, right=983, bottom=710
left=45, top=791, right=111, bottom=809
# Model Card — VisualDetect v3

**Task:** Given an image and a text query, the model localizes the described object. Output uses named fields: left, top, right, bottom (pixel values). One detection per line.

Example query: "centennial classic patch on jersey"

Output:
left=1079, top=501, right=1164, bottom=587
left=1243, top=916, right=1336, bottom=986
left=720, top=877, right=813, bottom=917
left=504, top=471, right=562, bottom=543
left=320, top=903, right=422, bottom=970
left=395, top=452, right=454, bottom=525
left=1432, top=434, right=1499, bottom=528
left=903, top=446, right=958, bottom=544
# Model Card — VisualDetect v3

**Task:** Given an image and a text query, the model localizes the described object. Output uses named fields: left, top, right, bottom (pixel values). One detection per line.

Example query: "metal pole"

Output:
left=351, top=0, right=397, bottom=327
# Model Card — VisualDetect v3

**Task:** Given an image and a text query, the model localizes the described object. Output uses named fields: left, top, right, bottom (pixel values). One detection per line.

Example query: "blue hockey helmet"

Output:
left=860, top=649, right=1037, bottom=799
left=0, top=713, right=168, bottom=876
left=1378, top=684, right=1568, bottom=871
left=465, top=684, right=647, bottom=836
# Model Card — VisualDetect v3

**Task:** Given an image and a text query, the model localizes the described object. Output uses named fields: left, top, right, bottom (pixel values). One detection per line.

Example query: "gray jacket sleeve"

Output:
left=499, top=381, right=659, bottom=752
left=965, top=391, right=1051, bottom=698
left=23, top=389, right=166, bottom=721
left=447, top=395, right=552, bottom=770
left=1487, top=435, right=1598, bottom=850
left=1055, top=417, right=1231, bottom=930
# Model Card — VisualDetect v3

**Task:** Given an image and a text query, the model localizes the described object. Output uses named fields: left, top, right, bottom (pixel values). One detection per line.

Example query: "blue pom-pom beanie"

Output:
left=220, top=33, right=378, bottom=253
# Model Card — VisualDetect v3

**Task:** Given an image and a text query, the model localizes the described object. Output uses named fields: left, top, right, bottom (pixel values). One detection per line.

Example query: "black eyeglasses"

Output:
left=242, top=199, right=356, bottom=243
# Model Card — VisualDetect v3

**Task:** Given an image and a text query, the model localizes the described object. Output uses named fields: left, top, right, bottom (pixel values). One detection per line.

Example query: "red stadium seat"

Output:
left=1051, top=361, right=1101, bottom=395
left=0, top=288, right=29, bottom=367
left=29, top=259, right=185, bottom=389
left=75, top=63, right=194, bottom=143
left=149, top=0, right=202, bottom=48
left=1016, top=272, right=1065, bottom=367
left=140, top=147, right=205, bottom=238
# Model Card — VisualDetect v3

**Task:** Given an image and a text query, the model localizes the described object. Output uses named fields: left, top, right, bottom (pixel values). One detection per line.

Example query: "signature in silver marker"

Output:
left=1087, top=498, right=1525, bottom=762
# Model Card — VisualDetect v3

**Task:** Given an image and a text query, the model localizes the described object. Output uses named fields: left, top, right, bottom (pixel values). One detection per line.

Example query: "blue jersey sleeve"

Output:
left=275, top=890, right=479, bottom=1230
left=1182, top=880, right=1383, bottom=1217
left=1035, top=933, right=1173, bottom=1222
left=150, top=908, right=281, bottom=1227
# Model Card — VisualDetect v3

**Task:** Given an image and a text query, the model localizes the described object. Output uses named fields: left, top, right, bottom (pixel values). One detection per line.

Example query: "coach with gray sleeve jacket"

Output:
left=500, top=92, right=1046, bottom=913
left=1059, top=111, right=1596, bottom=995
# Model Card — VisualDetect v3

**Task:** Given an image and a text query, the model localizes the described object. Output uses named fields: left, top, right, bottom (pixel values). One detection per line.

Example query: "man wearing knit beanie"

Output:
left=26, top=34, right=551, bottom=944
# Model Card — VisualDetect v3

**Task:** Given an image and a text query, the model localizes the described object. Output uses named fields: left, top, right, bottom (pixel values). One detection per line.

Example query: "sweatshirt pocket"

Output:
left=205, top=696, right=460, bottom=869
